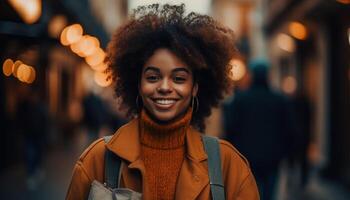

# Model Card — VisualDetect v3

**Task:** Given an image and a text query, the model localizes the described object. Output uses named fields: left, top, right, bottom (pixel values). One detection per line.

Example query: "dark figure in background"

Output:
left=224, top=60, right=296, bottom=200
left=290, top=91, right=312, bottom=189
left=17, top=87, right=49, bottom=190
left=82, top=92, right=107, bottom=141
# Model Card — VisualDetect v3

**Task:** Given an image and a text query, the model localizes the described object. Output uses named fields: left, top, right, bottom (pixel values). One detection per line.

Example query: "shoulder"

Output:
left=219, top=139, right=250, bottom=173
left=219, top=139, right=249, bottom=166
left=78, top=138, right=106, bottom=162
left=74, top=136, right=110, bottom=182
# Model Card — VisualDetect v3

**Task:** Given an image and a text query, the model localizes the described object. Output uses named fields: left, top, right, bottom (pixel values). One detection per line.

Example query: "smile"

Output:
left=151, top=98, right=179, bottom=109
left=154, top=99, right=177, bottom=105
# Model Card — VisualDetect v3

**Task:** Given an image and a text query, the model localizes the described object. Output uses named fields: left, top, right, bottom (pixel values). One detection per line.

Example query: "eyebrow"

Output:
left=143, top=66, right=160, bottom=73
left=172, top=68, right=190, bottom=74
left=143, top=66, right=190, bottom=74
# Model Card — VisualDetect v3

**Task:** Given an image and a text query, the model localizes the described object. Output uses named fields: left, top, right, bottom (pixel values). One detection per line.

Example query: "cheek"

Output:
left=139, top=81, right=155, bottom=96
left=176, top=85, right=194, bottom=99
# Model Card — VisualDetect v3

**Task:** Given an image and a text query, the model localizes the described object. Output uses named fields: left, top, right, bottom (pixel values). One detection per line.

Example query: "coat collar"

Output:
left=106, top=118, right=208, bottom=163
left=106, top=118, right=209, bottom=199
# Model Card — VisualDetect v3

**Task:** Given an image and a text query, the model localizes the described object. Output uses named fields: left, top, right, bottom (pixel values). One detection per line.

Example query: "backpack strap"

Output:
left=103, top=135, right=122, bottom=189
left=202, top=135, right=225, bottom=200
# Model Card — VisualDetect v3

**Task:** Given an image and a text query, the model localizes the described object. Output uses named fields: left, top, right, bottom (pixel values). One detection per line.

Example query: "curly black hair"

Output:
left=106, top=4, right=236, bottom=132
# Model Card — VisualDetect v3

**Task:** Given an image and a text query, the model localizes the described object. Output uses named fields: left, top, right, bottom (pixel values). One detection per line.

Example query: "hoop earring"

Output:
left=191, top=96, right=199, bottom=113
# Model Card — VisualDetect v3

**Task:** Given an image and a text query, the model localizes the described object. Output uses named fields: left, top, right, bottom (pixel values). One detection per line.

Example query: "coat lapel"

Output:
left=175, top=127, right=209, bottom=200
left=106, top=118, right=140, bottom=163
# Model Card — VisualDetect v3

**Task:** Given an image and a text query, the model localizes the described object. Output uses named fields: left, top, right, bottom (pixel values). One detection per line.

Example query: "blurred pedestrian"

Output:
left=17, top=86, right=49, bottom=190
left=66, top=4, right=259, bottom=200
left=224, top=59, right=297, bottom=200
left=290, top=90, right=312, bottom=189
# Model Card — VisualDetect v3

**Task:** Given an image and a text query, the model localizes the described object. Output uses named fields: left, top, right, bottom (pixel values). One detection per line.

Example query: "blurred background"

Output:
left=0, top=0, right=349, bottom=200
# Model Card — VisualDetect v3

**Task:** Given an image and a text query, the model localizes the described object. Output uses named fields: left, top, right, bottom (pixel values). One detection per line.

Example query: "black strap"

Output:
left=202, top=135, right=225, bottom=200
left=103, top=136, right=121, bottom=189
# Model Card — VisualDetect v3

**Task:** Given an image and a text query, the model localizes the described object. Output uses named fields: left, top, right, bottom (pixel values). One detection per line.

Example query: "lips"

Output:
left=151, top=98, right=178, bottom=110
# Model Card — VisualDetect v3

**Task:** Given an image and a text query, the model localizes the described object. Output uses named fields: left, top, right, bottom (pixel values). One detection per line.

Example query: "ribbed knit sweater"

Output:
left=139, top=109, right=192, bottom=200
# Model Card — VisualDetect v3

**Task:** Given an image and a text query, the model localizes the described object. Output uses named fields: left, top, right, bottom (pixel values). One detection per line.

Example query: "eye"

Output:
left=173, top=76, right=186, bottom=83
left=146, top=75, right=160, bottom=82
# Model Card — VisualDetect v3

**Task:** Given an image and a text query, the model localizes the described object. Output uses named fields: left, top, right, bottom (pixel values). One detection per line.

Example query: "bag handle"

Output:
left=202, top=135, right=225, bottom=200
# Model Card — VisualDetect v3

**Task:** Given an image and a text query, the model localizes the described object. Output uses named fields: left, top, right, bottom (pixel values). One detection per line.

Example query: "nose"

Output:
left=157, top=79, right=173, bottom=94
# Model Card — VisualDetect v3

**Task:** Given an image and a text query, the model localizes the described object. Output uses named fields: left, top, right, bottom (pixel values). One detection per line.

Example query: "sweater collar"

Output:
left=139, top=109, right=192, bottom=149
left=106, top=116, right=207, bottom=163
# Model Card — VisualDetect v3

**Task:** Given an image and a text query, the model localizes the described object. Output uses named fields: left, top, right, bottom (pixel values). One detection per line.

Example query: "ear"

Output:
left=192, top=83, right=198, bottom=97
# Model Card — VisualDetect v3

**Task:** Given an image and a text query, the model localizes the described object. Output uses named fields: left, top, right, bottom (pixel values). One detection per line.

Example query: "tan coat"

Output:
left=66, top=118, right=260, bottom=200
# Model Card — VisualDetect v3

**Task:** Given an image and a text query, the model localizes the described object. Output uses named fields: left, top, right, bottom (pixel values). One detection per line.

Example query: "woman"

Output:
left=66, top=4, right=259, bottom=200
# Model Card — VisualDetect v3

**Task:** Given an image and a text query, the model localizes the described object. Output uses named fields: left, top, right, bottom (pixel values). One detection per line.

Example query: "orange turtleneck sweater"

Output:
left=139, top=109, right=192, bottom=200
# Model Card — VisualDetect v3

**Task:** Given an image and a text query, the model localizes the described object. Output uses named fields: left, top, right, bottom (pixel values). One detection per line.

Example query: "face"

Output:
left=139, top=48, right=198, bottom=123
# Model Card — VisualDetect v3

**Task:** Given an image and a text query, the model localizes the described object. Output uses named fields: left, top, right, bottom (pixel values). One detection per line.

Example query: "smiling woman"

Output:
left=66, top=4, right=260, bottom=200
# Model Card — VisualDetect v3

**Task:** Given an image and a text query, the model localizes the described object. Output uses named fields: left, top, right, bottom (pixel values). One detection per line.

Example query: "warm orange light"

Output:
left=94, top=71, right=112, bottom=87
left=70, top=35, right=100, bottom=57
left=70, top=38, right=84, bottom=56
left=289, top=22, right=307, bottom=40
left=60, top=26, right=70, bottom=46
left=277, top=33, right=295, bottom=53
left=336, top=0, right=350, bottom=4
left=229, top=59, right=246, bottom=81
left=8, top=0, right=42, bottom=24
left=12, top=60, right=23, bottom=77
left=282, top=76, right=297, bottom=95
left=2, top=58, right=14, bottom=76
left=91, top=62, right=108, bottom=72
left=85, top=48, right=105, bottom=67
left=26, top=66, right=36, bottom=83
left=66, top=24, right=83, bottom=44
left=48, top=15, right=67, bottom=38
left=81, top=36, right=100, bottom=57
left=17, top=64, right=31, bottom=82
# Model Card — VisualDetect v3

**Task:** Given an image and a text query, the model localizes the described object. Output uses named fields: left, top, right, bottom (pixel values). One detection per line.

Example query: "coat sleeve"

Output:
left=219, top=140, right=260, bottom=200
left=66, top=161, right=92, bottom=200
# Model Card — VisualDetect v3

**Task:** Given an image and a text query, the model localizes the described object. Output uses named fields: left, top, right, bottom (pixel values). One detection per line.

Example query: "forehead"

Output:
left=143, top=48, right=191, bottom=73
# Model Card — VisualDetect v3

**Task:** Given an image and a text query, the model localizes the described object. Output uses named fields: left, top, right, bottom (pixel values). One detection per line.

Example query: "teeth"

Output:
left=155, top=99, right=176, bottom=105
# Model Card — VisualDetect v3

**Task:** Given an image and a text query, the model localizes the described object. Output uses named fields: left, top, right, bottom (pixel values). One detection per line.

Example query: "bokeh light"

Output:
left=289, top=21, right=308, bottom=40
left=81, top=36, right=100, bottom=57
left=48, top=15, right=68, bottom=38
left=12, top=60, right=23, bottom=77
left=60, top=27, right=70, bottom=46
left=70, top=35, right=100, bottom=57
left=229, top=58, right=246, bottom=81
left=85, top=48, right=105, bottom=67
left=277, top=33, right=295, bottom=53
left=91, top=62, right=108, bottom=72
left=282, top=76, right=297, bottom=95
left=94, top=71, right=112, bottom=87
left=8, top=0, right=42, bottom=24
left=2, top=59, right=14, bottom=76
left=66, top=24, right=83, bottom=44
left=17, top=64, right=31, bottom=82
left=26, top=66, right=36, bottom=83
